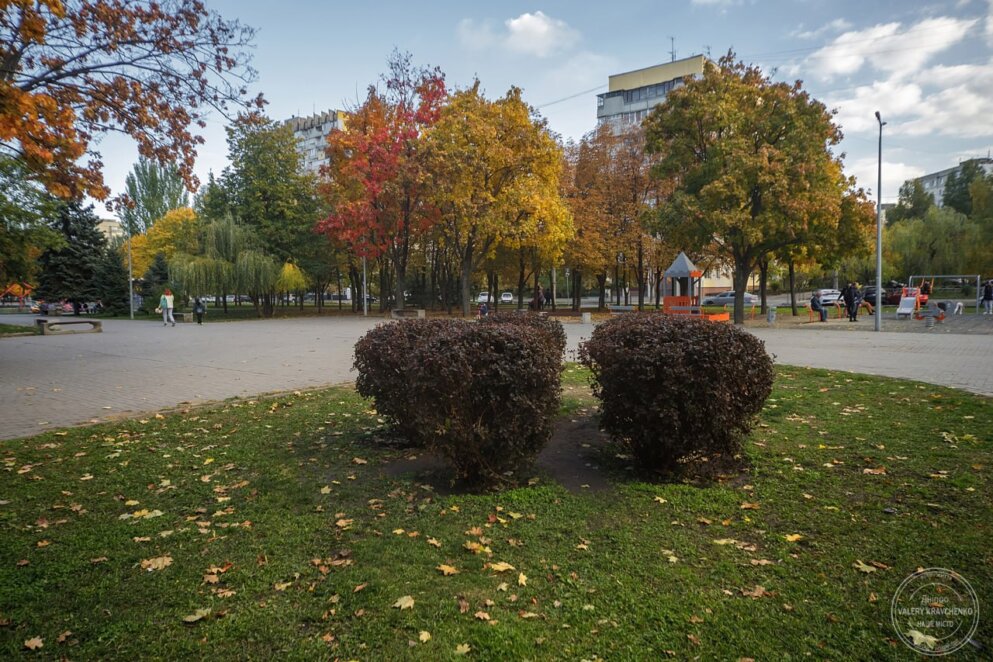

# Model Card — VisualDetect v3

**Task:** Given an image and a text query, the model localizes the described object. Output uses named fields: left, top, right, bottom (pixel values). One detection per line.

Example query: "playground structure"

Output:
left=661, top=252, right=729, bottom=322
left=897, top=275, right=983, bottom=320
left=0, top=282, right=33, bottom=309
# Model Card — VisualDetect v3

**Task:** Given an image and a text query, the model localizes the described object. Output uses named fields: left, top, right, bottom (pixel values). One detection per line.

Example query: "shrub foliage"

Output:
left=354, top=316, right=565, bottom=485
left=579, top=314, right=774, bottom=476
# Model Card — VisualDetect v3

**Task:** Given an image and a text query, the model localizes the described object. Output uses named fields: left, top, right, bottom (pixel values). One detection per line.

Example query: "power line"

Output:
left=536, top=84, right=608, bottom=109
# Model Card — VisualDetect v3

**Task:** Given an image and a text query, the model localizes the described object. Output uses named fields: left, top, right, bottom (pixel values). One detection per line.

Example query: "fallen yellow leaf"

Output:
left=23, top=637, right=43, bottom=651
left=785, top=534, right=803, bottom=542
left=393, top=595, right=415, bottom=610
left=437, top=564, right=459, bottom=576
left=419, top=631, right=431, bottom=643
left=488, top=561, right=515, bottom=573
left=182, top=608, right=212, bottom=624
left=140, top=555, right=173, bottom=571
left=518, top=572, right=527, bottom=586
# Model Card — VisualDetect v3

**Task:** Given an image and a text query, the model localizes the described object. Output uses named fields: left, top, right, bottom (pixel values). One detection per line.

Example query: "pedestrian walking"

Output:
left=160, top=289, right=176, bottom=327
left=193, top=297, right=206, bottom=325
left=982, top=280, right=993, bottom=315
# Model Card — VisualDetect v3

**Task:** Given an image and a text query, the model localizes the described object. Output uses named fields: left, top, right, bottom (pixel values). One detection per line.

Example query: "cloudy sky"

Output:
left=94, top=0, right=993, bottom=207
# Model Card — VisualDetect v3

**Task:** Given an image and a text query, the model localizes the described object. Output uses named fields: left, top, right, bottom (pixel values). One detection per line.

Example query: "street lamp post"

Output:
left=874, top=111, right=885, bottom=333
left=126, top=222, right=134, bottom=320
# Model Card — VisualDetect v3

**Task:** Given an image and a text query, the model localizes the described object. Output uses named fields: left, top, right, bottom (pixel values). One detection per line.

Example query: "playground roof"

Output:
left=664, top=252, right=702, bottom=278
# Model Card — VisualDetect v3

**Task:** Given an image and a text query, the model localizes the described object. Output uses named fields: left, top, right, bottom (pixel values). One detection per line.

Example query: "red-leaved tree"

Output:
left=318, top=51, right=445, bottom=309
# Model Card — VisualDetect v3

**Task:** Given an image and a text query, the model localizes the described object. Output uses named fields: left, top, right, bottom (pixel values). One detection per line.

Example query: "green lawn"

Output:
left=0, top=323, right=32, bottom=337
left=0, top=367, right=990, bottom=659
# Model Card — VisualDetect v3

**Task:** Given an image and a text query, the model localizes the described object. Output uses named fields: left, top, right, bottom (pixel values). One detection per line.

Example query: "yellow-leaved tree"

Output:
left=425, top=83, right=571, bottom=315
left=125, top=207, right=199, bottom=277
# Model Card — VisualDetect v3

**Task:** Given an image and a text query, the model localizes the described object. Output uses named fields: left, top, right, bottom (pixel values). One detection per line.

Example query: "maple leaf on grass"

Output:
left=418, top=631, right=431, bottom=643
left=437, top=564, right=459, bottom=576
left=23, top=637, right=43, bottom=651
left=455, top=643, right=471, bottom=655
left=182, top=608, right=212, bottom=624
left=140, top=555, right=173, bottom=571
left=393, top=595, right=415, bottom=610
left=488, top=561, right=515, bottom=573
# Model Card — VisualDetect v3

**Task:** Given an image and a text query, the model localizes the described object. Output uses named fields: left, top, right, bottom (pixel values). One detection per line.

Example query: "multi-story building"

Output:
left=596, top=54, right=706, bottom=130
left=916, top=157, right=993, bottom=207
left=284, top=110, right=346, bottom=174
left=97, top=218, right=125, bottom=242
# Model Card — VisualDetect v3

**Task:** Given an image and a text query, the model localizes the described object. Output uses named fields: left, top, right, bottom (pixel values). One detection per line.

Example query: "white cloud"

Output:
left=457, top=11, right=579, bottom=58
left=505, top=11, right=579, bottom=57
left=791, top=18, right=853, bottom=40
left=846, top=157, right=924, bottom=202
left=802, top=17, right=977, bottom=81
left=827, top=59, right=993, bottom=140
left=987, top=0, right=993, bottom=45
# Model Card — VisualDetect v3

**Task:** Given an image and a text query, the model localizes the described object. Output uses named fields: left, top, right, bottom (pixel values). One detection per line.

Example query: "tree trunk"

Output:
left=614, top=265, right=621, bottom=306
left=597, top=272, right=607, bottom=311
left=549, top=269, right=556, bottom=311
left=655, top=267, right=663, bottom=309
left=788, top=258, right=798, bottom=316
left=517, top=252, right=526, bottom=310
left=732, top=259, right=751, bottom=325
left=637, top=241, right=645, bottom=311
left=758, top=258, right=769, bottom=314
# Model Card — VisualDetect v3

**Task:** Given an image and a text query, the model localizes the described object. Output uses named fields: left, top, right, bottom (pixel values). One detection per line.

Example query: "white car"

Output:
left=476, top=292, right=491, bottom=304
left=814, top=289, right=843, bottom=306
left=702, top=291, right=758, bottom=306
left=500, top=291, right=514, bottom=304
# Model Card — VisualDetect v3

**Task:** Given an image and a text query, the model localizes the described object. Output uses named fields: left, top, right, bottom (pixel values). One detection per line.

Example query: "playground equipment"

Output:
left=661, top=253, right=729, bottom=322
left=0, top=282, right=33, bottom=309
left=903, top=275, right=984, bottom=318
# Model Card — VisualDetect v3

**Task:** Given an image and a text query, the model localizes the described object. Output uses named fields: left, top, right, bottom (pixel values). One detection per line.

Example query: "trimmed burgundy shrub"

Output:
left=353, top=319, right=563, bottom=485
left=578, top=314, right=774, bottom=476
left=479, top=311, right=567, bottom=358
left=353, top=319, right=463, bottom=446
left=407, top=322, right=562, bottom=485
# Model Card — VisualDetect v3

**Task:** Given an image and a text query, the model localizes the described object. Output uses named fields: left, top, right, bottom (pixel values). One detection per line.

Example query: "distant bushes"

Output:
left=353, top=315, right=564, bottom=485
left=579, top=314, right=773, bottom=476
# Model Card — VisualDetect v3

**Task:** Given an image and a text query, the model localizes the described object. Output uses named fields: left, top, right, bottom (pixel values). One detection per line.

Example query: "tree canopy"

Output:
left=1, top=0, right=263, bottom=200
left=120, top=158, right=190, bottom=235
left=644, top=52, right=872, bottom=323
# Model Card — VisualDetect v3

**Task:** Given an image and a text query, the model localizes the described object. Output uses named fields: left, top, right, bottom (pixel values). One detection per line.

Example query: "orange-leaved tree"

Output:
left=318, top=51, right=446, bottom=310
left=0, top=0, right=263, bottom=200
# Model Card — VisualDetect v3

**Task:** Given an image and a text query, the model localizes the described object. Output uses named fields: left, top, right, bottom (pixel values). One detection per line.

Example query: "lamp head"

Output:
left=874, top=110, right=881, bottom=121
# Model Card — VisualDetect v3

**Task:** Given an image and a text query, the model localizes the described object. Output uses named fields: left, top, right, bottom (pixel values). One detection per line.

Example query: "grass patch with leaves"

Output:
left=1, top=368, right=990, bottom=659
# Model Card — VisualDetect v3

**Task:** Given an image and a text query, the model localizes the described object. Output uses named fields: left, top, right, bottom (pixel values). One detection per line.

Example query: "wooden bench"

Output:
left=390, top=308, right=426, bottom=319
left=35, top=318, right=102, bottom=335
left=608, top=305, right=636, bottom=314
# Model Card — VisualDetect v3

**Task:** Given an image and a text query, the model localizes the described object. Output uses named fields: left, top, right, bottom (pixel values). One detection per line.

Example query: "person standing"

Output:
left=982, top=280, right=993, bottom=315
left=193, top=297, right=206, bottom=325
left=841, top=282, right=857, bottom=322
left=160, top=288, right=176, bottom=327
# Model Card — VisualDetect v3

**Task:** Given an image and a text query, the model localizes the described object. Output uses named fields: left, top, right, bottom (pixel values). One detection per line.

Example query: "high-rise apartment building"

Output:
left=284, top=110, right=346, bottom=174
left=596, top=54, right=706, bottom=130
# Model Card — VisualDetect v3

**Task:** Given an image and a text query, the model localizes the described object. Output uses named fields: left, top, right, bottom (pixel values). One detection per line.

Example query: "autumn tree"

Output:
left=425, top=84, right=571, bottom=315
left=1, top=0, right=262, bottom=200
left=942, top=159, right=987, bottom=217
left=35, top=200, right=105, bottom=312
left=645, top=53, right=862, bottom=324
left=128, top=206, right=199, bottom=277
left=319, top=51, right=446, bottom=310
left=120, top=158, right=190, bottom=235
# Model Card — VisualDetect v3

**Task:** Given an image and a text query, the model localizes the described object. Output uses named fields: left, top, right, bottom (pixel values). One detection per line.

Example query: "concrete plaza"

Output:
left=1, top=313, right=991, bottom=440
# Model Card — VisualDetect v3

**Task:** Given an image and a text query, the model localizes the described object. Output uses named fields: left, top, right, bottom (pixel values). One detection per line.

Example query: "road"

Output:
left=1, top=314, right=991, bottom=440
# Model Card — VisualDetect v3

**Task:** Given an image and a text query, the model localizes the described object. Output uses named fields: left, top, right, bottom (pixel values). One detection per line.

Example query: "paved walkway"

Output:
left=1, top=314, right=991, bottom=441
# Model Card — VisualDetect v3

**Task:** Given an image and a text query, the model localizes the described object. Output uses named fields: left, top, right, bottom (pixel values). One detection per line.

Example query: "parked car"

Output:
left=500, top=291, right=514, bottom=304
left=701, top=291, right=758, bottom=306
left=814, top=289, right=843, bottom=306
left=476, top=292, right=491, bottom=304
